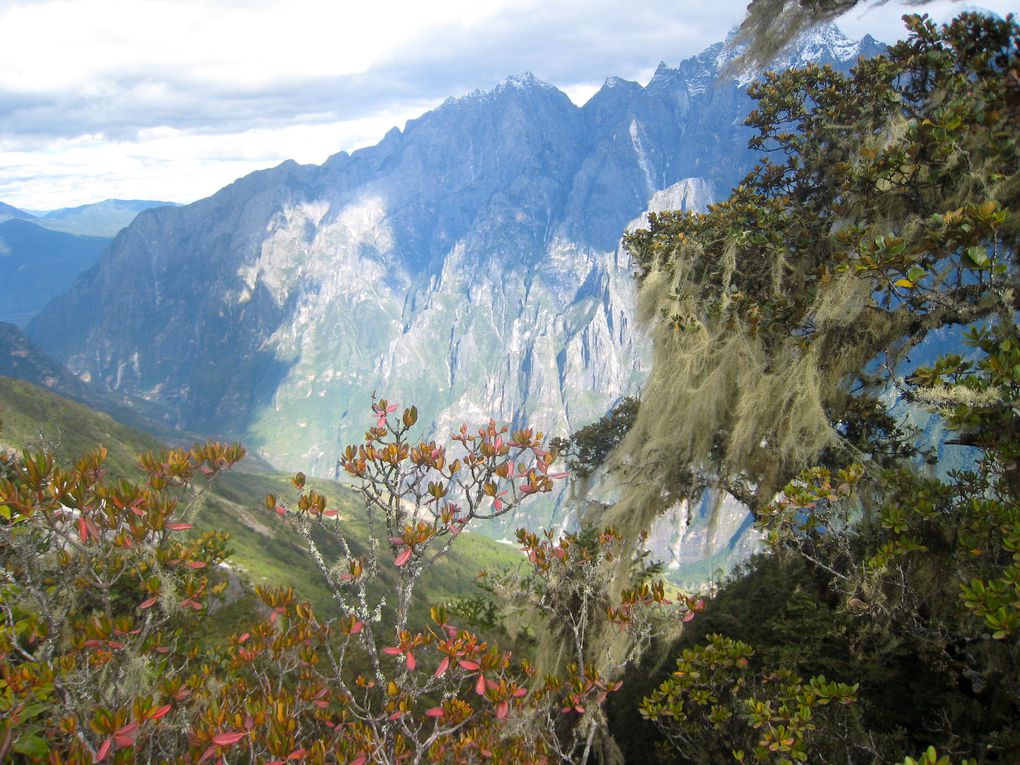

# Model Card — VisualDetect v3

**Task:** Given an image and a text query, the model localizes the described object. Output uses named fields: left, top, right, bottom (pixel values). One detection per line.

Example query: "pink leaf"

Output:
left=166, top=522, right=192, bottom=531
left=349, top=620, right=364, bottom=635
left=394, top=547, right=413, bottom=567
left=150, top=704, right=172, bottom=721
left=459, top=660, right=480, bottom=671
left=406, top=651, right=416, bottom=671
left=496, top=701, right=509, bottom=720
left=383, top=646, right=403, bottom=656
left=139, top=596, right=158, bottom=609
left=475, top=673, right=487, bottom=696
left=96, top=737, right=112, bottom=762
left=212, top=731, right=246, bottom=746
left=435, top=657, right=450, bottom=677
left=425, top=707, right=445, bottom=718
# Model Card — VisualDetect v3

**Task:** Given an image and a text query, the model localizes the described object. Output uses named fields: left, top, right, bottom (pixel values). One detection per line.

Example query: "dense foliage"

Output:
left=606, top=12, right=1020, bottom=765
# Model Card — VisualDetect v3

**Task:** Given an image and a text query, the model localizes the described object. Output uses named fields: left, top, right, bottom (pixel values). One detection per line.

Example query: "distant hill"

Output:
left=0, top=218, right=110, bottom=325
left=38, top=199, right=179, bottom=237
left=0, top=201, right=35, bottom=222
left=0, top=376, right=520, bottom=622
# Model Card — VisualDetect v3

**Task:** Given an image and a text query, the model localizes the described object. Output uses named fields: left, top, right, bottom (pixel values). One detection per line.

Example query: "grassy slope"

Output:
left=0, top=376, right=520, bottom=628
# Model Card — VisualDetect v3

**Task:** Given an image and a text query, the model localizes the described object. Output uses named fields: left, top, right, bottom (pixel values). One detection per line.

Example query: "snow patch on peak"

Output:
left=497, top=72, right=556, bottom=91
left=716, top=21, right=866, bottom=85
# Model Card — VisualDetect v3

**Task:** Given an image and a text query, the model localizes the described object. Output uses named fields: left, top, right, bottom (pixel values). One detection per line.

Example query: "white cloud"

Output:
left=1, top=0, right=1018, bottom=210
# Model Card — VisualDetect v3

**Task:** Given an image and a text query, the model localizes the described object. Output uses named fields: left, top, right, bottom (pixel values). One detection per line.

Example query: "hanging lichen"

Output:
left=600, top=13, right=1020, bottom=542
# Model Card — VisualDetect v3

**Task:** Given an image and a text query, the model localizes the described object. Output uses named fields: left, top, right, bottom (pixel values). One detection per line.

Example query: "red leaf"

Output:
left=78, top=517, right=89, bottom=543
left=349, top=620, right=363, bottom=635
left=383, top=646, right=402, bottom=656
left=459, top=660, right=479, bottom=671
left=139, top=596, right=158, bottom=609
left=425, top=707, right=444, bottom=717
left=287, top=748, right=308, bottom=760
left=150, top=704, right=172, bottom=720
left=351, top=756, right=367, bottom=765
left=394, top=547, right=413, bottom=567
left=186, top=560, right=207, bottom=569
left=96, top=737, right=112, bottom=762
left=496, top=701, right=509, bottom=720
left=238, top=633, right=250, bottom=643
left=406, top=651, right=416, bottom=671
left=166, top=522, right=192, bottom=531
left=475, top=673, right=487, bottom=696
left=434, top=656, right=450, bottom=677
left=212, top=731, right=246, bottom=746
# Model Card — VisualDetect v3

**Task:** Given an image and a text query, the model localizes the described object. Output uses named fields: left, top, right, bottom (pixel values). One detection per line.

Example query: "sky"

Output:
left=1, top=0, right=1017, bottom=211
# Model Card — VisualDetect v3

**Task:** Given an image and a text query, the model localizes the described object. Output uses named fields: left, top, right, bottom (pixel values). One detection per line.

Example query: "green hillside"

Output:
left=0, top=376, right=520, bottom=624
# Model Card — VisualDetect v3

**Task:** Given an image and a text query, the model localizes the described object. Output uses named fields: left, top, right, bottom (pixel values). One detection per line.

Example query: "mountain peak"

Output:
left=494, top=72, right=558, bottom=93
left=440, top=72, right=562, bottom=110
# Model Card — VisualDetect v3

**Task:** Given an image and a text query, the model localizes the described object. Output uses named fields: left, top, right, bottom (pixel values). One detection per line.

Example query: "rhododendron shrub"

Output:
left=0, top=402, right=683, bottom=763
left=0, top=441, right=244, bottom=762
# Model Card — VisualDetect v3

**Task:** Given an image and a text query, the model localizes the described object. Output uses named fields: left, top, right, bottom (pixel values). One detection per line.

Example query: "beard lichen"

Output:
left=605, top=254, right=895, bottom=547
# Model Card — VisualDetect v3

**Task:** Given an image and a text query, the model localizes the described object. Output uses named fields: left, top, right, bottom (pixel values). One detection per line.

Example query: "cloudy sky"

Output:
left=1, top=0, right=1016, bottom=211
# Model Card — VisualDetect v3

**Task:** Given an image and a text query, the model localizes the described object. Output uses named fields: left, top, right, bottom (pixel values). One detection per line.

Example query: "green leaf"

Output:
left=14, top=734, right=49, bottom=758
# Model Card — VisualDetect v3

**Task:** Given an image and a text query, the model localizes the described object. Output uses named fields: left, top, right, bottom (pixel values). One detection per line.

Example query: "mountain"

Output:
left=26, top=25, right=882, bottom=526
left=0, top=201, right=35, bottom=223
left=38, top=199, right=179, bottom=237
left=0, top=219, right=111, bottom=325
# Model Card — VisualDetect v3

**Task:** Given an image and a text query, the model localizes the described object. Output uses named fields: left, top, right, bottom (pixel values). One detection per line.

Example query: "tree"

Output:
left=614, top=11, right=1019, bottom=528
left=613, top=12, right=1020, bottom=763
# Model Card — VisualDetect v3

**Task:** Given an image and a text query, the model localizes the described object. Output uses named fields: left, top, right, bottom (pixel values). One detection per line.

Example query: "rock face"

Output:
left=27, top=25, right=881, bottom=508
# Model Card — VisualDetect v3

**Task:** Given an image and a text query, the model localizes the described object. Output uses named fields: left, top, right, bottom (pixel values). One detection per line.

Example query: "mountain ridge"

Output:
left=25, top=24, right=879, bottom=505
